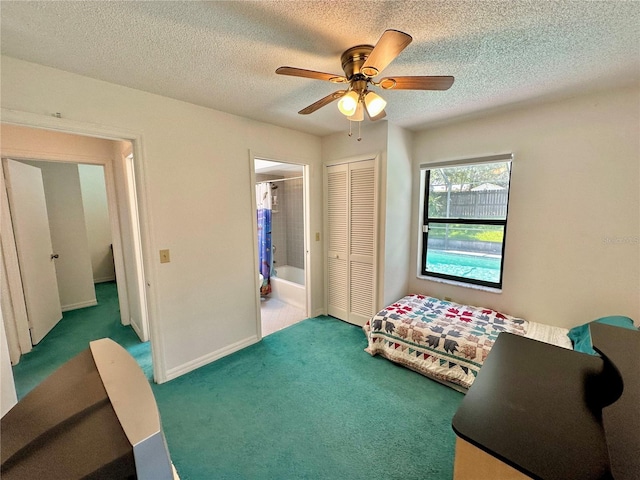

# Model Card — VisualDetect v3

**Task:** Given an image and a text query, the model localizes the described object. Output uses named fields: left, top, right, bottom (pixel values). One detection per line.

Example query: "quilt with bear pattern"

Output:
left=363, top=294, right=528, bottom=390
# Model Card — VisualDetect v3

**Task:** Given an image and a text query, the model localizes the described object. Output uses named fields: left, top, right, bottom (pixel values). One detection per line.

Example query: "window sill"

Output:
left=416, top=274, right=503, bottom=294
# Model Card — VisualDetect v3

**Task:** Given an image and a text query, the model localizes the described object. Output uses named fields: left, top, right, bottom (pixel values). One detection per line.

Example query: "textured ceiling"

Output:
left=1, top=1, right=639, bottom=136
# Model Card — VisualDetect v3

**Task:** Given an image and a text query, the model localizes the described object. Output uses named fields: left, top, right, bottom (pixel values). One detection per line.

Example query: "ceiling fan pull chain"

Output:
left=348, top=119, right=353, bottom=137
left=357, top=121, right=362, bottom=142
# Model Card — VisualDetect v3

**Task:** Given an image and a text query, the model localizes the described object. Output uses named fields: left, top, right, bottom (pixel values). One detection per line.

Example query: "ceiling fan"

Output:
left=276, top=29, right=454, bottom=122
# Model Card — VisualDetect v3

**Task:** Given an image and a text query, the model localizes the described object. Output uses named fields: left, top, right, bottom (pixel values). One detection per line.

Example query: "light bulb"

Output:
left=348, top=101, right=364, bottom=122
left=364, top=91, right=387, bottom=117
left=338, top=91, right=359, bottom=116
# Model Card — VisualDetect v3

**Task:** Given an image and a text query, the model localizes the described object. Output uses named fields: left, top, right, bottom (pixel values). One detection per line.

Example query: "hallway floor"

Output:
left=260, top=296, right=306, bottom=336
left=11, top=281, right=149, bottom=400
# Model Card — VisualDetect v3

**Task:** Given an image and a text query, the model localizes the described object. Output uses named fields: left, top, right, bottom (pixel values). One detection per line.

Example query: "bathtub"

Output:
left=270, top=265, right=306, bottom=311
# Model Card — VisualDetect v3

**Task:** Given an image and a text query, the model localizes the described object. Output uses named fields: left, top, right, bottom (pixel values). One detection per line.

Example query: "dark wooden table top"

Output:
left=452, top=332, right=616, bottom=480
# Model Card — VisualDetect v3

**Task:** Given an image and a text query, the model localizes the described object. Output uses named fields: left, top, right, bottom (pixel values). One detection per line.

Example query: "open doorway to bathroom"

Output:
left=254, top=158, right=308, bottom=336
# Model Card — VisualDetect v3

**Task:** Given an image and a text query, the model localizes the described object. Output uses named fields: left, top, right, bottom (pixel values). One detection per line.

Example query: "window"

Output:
left=421, top=155, right=512, bottom=289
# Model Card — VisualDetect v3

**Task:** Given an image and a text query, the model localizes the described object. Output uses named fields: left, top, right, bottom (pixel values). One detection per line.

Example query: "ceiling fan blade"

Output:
left=276, top=66, right=347, bottom=83
left=298, top=90, right=347, bottom=115
left=379, top=76, right=455, bottom=90
left=361, top=29, right=412, bottom=77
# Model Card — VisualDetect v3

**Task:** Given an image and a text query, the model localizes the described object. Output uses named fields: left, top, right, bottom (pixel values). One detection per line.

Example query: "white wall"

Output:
left=410, top=86, right=640, bottom=328
left=78, top=164, right=115, bottom=283
left=383, top=124, right=412, bottom=306
left=322, top=121, right=388, bottom=163
left=0, top=56, right=323, bottom=380
left=22, top=160, right=96, bottom=311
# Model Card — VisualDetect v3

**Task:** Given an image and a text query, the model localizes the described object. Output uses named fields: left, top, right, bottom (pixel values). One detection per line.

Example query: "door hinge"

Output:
left=422, top=225, right=429, bottom=233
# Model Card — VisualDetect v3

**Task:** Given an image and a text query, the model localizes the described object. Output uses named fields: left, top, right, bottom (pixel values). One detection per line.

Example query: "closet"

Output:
left=325, top=159, right=377, bottom=326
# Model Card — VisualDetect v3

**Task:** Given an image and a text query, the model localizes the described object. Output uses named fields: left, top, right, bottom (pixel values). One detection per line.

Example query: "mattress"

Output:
left=363, top=294, right=571, bottom=391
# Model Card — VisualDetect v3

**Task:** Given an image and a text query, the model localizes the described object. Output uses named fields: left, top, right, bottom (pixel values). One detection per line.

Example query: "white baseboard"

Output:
left=130, top=317, right=144, bottom=340
left=61, top=299, right=98, bottom=312
left=165, top=335, right=259, bottom=382
left=311, top=308, right=326, bottom=318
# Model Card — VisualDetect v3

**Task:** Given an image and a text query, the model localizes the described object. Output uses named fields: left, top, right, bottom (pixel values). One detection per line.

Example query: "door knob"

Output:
left=51, top=253, right=59, bottom=260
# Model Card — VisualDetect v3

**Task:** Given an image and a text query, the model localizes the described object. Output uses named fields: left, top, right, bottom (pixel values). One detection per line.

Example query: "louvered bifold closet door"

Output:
left=326, top=164, right=349, bottom=320
left=326, top=160, right=376, bottom=326
left=348, top=160, right=375, bottom=326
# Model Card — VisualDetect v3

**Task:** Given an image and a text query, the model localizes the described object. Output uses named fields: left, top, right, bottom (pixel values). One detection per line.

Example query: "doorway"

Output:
left=254, top=158, right=309, bottom=336
left=0, top=124, right=153, bottom=395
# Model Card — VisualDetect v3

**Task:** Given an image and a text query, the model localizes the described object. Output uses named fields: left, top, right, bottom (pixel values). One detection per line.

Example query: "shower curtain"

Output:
left=256, top=182, right=273, bottom=296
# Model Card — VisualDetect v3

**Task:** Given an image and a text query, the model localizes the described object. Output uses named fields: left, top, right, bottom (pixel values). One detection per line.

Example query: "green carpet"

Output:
left=12, top=281, right=151, bottom=399
left=12, top=285, right=464, bottom=479
left=152, top=317, right=464, bottom=480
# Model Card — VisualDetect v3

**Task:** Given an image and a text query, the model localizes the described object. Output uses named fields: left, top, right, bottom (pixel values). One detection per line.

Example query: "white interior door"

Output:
left=3, top=159, right=62, bottom=344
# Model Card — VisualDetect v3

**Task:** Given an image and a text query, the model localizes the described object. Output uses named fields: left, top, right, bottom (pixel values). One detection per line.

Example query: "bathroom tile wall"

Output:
left=271, top=182, right=287, bottom=269
left=284, top=178, right=304, bottom=269
left=255, top=172, right=303, bottom=271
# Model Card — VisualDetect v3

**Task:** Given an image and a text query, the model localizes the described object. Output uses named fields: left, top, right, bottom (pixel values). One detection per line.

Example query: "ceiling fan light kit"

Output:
left=276, top=29, right=454, bottom=139
left=364, top=91, right=386, bottom=117
left=337, top=91, right=359, bottom=116
left=348, top=101, right=365, bottom=122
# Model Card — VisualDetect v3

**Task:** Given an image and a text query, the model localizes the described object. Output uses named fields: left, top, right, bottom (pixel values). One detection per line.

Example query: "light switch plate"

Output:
left=159, top=249, right=170, bottom=263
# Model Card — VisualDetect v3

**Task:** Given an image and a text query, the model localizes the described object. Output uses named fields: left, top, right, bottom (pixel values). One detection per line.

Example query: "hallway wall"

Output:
left=79, top=164, right=115, bottom=283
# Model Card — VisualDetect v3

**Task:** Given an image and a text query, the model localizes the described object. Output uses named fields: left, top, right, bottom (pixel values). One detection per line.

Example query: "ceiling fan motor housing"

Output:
left=341, top=45, right=374, bottom=80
